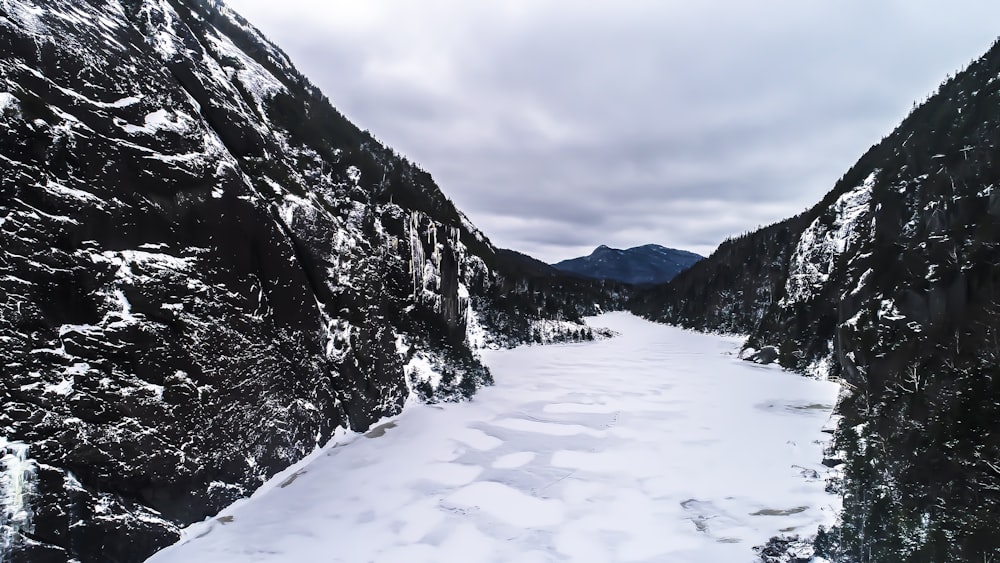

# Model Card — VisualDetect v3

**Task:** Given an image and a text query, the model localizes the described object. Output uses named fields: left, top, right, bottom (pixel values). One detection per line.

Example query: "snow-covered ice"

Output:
left=147, top=313, right=840, bottom=563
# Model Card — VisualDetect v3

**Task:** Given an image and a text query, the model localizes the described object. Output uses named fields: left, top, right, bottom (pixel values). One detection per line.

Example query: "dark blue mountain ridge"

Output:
left=551, top=244, right=703, bottom=285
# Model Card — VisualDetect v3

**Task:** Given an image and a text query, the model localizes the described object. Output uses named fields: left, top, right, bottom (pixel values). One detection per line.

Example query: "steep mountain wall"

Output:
left=633, top=41, right=1000, bottom=561
left=0, top=1, right=624, bottom=561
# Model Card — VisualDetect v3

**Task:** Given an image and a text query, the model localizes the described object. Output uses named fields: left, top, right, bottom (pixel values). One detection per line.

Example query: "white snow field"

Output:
left=147, top=313, right=840, bottom=563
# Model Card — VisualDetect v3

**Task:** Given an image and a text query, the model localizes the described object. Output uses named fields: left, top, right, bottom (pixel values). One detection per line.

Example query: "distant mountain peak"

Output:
left=553, top=244, right=702, bottom=285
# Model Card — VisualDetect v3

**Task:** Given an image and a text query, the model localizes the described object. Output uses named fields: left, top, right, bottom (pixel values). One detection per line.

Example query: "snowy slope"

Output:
left=147, top=313, right=839, bottom=563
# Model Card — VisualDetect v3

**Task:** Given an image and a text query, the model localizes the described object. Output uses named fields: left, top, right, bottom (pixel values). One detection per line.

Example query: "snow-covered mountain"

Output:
left=552, top=244, right=703, bottom=285
left=0, top=1, right=624, bottom=561
left=632, top=39, right=1000, bottom=561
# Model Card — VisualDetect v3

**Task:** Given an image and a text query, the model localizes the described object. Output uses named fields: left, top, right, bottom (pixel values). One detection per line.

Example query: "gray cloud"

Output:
left=233, top=0, right=1000, bottom=262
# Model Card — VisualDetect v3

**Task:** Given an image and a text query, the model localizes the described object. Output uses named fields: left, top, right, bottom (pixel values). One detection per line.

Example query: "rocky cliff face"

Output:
left=633, top=40, right=1000, bottom=561
left=0, top=1, right=623, bottom=561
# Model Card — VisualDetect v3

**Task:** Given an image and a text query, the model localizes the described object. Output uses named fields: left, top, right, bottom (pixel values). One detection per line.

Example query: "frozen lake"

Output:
left=148, top=313, right=840, bottom=563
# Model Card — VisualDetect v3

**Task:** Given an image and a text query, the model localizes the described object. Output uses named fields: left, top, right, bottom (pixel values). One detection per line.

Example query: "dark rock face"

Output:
left=0, top=1, right=624, bottom=561
left=747, top=346, right=779, bottom=365
left=632, top=39, right=1000, bottom=560
left=753, top=534, right=815, bottom=563
left=553, top=244, right=703, bottom=285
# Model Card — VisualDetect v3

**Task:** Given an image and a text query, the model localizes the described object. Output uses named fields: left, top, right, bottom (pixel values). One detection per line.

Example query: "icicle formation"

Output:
left=408, top=209, right=447, bottom=306
left=0, top=438, right=36, bottom=554
left=409, top=210, right=426, bottom=298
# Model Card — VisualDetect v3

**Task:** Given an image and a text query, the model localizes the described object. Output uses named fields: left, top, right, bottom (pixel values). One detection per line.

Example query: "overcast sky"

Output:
left=233, top=1, right=1000, bottom=263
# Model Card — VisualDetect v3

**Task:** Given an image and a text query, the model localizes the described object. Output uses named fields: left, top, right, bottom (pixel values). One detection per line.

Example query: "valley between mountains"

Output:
left=2, top=0, right=1000, bottom=561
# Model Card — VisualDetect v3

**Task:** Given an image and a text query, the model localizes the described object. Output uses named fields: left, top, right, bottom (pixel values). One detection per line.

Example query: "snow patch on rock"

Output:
left=204, top=29, right=287, bottom=119
left=0, top=92, right=19, bottom=119
left=783, top=171, right=877, bottom=306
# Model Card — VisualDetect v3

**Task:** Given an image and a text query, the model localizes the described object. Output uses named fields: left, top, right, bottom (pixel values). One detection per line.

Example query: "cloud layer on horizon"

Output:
left=233, top=0, right=1000, bottom=262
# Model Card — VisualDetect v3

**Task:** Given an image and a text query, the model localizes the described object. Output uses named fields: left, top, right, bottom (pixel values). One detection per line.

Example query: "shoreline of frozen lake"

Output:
left=148, top=312, right=841, bottom=563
